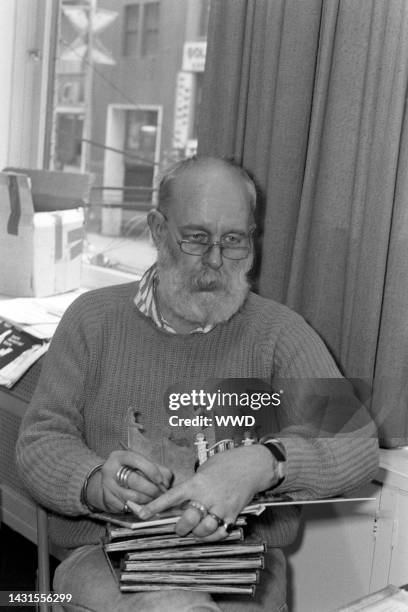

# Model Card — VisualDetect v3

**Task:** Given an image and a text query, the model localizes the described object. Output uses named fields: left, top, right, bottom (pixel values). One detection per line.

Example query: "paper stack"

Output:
left=102, top=514, right=265, bottom=595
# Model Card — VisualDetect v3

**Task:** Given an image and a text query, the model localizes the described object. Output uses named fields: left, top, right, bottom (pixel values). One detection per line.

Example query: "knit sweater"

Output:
left=16, top=282, right=379, bottom=548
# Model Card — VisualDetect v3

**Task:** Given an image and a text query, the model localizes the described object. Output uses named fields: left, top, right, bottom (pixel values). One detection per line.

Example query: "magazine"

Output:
left=0, top=318, right=49, bottom=388
left=91, top=492, right=375, bottom=530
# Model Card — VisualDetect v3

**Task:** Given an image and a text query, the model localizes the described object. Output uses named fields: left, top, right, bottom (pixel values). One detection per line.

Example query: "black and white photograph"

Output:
left=1, top=1, right=408, bottom=611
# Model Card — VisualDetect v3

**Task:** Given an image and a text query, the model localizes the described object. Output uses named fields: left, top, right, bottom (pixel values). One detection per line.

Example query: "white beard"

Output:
left=156, top=238, right=252, bottom=327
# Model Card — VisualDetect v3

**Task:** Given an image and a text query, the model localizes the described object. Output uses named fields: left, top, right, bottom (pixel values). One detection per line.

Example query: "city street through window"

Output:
left=47, top=0, right=209, bottom=279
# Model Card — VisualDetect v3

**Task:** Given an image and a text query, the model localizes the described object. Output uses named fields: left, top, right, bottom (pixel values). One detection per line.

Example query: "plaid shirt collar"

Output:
left=134, top=264, right=214, bottom=334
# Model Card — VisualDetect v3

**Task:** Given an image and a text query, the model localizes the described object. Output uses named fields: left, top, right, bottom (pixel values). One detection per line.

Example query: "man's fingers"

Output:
left=192, top=513, right=223, bottom=537
left=102, top=488, right=126, bottom=513
left=125, top=472, right=162, bottom=498
left=105, top=482, right=154, bottom=507
left=138, top=483, right=187, bottom=519
left=114, top=451, right=165, bottom=486
left=174, top=506, right=202, bottom=536
left=194, top=528, right=230, bottom=543
left=118, top=487, right=154, bottom=505
left=191, top=506, right=236, bottom=538
left=157, top=465, right=174, bottom=488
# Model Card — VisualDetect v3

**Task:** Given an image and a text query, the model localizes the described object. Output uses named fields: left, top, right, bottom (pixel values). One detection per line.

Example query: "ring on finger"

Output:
left=186, top=500, right=208, bottom=521
left=123, top=502, right=130, bottom=513
left=116, top=466, right=133, bottom=488
left=207, top=511, right=224, bottom=528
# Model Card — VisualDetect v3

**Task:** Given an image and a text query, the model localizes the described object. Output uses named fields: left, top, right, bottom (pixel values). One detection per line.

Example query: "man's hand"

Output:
left=137, top=445, right=277, bottom=541
left=86, top=450, right=173, bottom=513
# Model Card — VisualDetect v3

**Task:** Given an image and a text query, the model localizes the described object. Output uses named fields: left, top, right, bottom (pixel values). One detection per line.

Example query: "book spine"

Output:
left=124, top=543, right=267, bottom=561
left=119, top=584, right=255, bottom=595
left=120, top=572, right=259, bottom=584
left=122, top=558, right=264, bottom=572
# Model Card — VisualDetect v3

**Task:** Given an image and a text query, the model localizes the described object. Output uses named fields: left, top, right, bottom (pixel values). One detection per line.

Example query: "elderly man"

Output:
left=16, top=156, right=378, bottom=612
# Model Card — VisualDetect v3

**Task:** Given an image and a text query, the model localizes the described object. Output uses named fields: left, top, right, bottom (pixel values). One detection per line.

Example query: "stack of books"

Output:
left=101, top=514, right=265, bottom=595
left=93, top=492, right=376, bottom=595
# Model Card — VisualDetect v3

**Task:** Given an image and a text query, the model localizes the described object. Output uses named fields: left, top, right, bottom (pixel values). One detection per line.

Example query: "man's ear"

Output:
left=148, top=209, right=166, bottom=247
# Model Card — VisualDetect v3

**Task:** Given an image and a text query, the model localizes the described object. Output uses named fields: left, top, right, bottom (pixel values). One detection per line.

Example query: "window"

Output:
left=123, top=4, right=140, bottom=57
left=39, top=0, right=209, bottom=281
left=55, top=112, right=83, bottom=171
left=142, top=2, right=160, bottom=56
left=123, top=2, right=160, bottom=58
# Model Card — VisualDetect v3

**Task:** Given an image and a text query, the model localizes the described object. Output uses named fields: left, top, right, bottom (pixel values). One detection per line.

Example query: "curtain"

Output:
left=198, top=0, right=408, bottom=447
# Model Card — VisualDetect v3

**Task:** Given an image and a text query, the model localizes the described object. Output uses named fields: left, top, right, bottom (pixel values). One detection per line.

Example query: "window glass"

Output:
left=126, top=4, right=140, bottom=30
left=47, top=0, right=209, bottom=279
left=142, top=2, right=160, bottom=56
left=55, top=113, right=84, bottom=171
left=124, top=4, right=140, bottom=56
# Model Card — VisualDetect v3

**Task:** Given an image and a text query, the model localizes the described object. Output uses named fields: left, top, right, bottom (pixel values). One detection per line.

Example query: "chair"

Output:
left=36, top=505, right=65, bottom=612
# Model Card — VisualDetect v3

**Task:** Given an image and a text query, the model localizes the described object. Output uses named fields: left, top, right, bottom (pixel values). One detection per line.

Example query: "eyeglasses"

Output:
left=178, top=236, right=252, bottom=260
left=160, top=212, right=254, bottom=260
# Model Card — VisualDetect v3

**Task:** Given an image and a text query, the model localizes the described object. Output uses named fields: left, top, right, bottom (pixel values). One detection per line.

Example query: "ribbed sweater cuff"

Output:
left=275, top=436, right=319, bottom=495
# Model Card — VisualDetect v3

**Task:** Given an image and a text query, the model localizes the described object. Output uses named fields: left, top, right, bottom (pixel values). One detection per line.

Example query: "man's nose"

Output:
left=203, top=243, right=223, bottom=269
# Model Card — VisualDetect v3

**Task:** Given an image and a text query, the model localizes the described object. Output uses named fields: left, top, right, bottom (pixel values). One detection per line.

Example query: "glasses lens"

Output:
left=180, top=242, right=208, bottom=255
left=222, top=247, right=250, bottom=260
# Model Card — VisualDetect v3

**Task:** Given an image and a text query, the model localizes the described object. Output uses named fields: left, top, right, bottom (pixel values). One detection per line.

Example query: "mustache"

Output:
left=189, top=269, right=225, bottom=291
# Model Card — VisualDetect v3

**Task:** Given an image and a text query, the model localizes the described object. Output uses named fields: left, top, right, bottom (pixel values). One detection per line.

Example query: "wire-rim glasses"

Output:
left=159, top=211, right=254, bottom=261
left=178, top=238, right=252, bottom=260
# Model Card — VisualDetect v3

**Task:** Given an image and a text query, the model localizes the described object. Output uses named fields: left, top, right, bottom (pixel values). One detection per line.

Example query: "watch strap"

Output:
left=262, top=440, right=286, bottom=488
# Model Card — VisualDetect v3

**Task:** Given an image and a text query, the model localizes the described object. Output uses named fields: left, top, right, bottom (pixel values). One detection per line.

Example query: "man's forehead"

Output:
left=168, top=163, right=252, bottom=226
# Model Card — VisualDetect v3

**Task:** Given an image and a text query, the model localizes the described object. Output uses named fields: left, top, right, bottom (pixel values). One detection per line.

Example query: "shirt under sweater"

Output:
left=16, top=282, right=379, bottom=548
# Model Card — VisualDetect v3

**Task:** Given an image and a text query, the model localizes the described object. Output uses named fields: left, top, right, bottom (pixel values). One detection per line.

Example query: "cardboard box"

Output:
left=4, top=167, right=90, bottom=212
left=0, top=171, right=86, bottom=297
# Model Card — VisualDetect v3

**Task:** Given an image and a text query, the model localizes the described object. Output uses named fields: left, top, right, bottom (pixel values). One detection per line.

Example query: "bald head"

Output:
left=157, top=156, right=256, bottom=220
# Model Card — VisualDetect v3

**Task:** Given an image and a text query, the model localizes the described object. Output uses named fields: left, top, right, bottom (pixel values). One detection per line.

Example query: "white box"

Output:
left=0, top=172, right=85, bottom=297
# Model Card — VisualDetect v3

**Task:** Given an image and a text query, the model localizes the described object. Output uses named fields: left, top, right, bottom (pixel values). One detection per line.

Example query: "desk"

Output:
left=0, top=364, right=42, bottom=544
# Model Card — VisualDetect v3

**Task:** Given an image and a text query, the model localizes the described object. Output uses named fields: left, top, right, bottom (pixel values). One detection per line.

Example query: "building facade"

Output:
left=53, top=0, right=209, bottom=220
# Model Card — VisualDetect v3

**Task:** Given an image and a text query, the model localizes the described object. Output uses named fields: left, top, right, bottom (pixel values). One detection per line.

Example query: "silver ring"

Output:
left=120, top=467, right=133, bottom=488
left=223, top=521, right=234, bottom=533
left=116, top=466, right=133, bottom=488
left=186, top=500, right=208, bottom=521
left=116, top=466, right=127, bottom=486
left=123, top=502, right=130, bottom=513
left=207, top=511, right=224, bottom=528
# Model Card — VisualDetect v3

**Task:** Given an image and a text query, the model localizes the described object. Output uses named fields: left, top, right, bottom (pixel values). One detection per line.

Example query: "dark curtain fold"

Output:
left=198, top=0, right=408, bottom=446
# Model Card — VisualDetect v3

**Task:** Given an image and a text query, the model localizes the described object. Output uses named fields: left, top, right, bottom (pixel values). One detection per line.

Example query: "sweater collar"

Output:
left=134, top=264, right=214, bottom=334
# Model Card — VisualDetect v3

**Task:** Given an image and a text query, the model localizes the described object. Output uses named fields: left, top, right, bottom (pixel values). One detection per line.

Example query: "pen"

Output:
left=119, top=441, right=168, bottom=494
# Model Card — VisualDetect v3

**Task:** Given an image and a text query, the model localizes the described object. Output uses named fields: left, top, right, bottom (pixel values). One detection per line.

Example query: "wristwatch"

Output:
left=262, top=439, right=286, bottom=489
